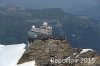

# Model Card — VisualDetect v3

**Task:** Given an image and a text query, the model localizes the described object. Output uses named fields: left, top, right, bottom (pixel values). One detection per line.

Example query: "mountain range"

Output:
left=0, top=6, right=100, bottom=52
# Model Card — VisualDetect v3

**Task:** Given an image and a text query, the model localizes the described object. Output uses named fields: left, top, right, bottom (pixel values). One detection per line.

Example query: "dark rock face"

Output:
left=18, top=39, right=73, bottom=65
left=18, top=39, right=100, bottom=66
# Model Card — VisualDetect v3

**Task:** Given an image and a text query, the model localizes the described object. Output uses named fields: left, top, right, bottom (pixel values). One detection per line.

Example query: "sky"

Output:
left=0, top=0, right=99, bottom=12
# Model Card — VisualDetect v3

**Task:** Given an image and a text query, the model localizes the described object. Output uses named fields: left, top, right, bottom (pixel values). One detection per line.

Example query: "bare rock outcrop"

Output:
left=18, top=39, right=100, bottom=66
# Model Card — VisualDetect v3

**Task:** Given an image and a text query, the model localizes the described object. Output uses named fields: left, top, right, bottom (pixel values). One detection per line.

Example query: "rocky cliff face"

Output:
left=18, top=39, right=100, bottom=66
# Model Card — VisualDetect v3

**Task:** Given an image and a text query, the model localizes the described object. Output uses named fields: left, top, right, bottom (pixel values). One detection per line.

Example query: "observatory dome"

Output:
left=32, top=25, right=35, bottom=29
left=43, top=22, right=48, bottom=26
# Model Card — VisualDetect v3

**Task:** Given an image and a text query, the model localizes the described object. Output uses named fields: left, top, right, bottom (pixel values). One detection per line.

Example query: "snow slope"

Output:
left=0, top=43, right=26, bottom=66
left=80, top=49, right=94, bottom=54
left=17, top=61, right=36, bottom=66
left=0, top=44, right=4, bottom=47
left=76, top=49, right=94, bottom=58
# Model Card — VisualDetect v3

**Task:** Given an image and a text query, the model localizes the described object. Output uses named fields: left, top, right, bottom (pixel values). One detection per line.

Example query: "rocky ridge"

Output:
left=18, top=39, right=100, bottom=66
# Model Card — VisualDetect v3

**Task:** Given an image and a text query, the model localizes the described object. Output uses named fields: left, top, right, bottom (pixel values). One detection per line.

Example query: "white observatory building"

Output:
left=28, top=22, right=52, bottom=40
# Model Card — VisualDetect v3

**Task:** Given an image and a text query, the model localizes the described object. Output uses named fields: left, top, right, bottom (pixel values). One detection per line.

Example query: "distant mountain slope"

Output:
left=0, top=14, right=32, bottom=44
left=74, top=6, right=100, bottom=20
left=60, top=16, right=100, bottom=51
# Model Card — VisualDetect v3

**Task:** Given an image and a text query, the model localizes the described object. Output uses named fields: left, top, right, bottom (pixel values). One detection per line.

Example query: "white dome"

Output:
left=32, top=25, right=35, bottom=28
left=43, top=22, right=48, bottom=26
left=48, top=26, right=52, bottom=29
